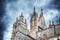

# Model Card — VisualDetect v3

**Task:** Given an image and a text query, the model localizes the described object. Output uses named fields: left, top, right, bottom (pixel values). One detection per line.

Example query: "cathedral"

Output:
left=11, top=7, right=60, bottom=40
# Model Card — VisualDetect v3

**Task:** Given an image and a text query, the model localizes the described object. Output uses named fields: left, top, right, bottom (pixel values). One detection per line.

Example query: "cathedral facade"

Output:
left=11, top=7, right=60, bottom=40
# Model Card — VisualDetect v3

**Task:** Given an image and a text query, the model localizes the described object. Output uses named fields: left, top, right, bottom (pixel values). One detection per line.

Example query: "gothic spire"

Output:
left=33, top=6, right=36, bottom=15
left=34, top=6, right=35, bottom=12
left=40, top=8, right=43, bottom=17
left=38, top=8, right=43, bottom=21
left=33, top=6, right=38, bottom=17
left=41, top=8, right=43, bottom=12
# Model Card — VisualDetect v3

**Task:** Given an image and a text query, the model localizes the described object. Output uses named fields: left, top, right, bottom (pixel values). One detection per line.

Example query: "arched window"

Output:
left=43, top=34, right=48, bottom=40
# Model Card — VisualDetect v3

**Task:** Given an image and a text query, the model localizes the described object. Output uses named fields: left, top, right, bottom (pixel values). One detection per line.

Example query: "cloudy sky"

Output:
left=0, top=0, right=60, bottom=40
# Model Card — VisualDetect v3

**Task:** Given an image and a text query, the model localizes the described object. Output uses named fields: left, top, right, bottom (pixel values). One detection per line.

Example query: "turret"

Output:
left=30, top=6, right=38, bottom=39
left=49, top=20, right=51, bottom=27
left=51, top=20, right=55, bottom=28
left=49, top=20, right=55, bottom=28
left=11, top=19, right=18, bottom=40
left=13, top=18, right=18, bottom=29
left=30, top=6, right=38, bottom=32
left=40, top=8, right=43, bottom=16
left=20, top=12, right=24, bottom=22
left=38, top=8, right=46, bottom=29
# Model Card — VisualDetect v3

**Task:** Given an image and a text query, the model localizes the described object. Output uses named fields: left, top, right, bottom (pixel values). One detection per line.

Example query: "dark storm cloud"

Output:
left=53, top=0, right=60, bottom=24
left=47, top=0, right=60, bottom=10
left=0, top=0, right=6, bottom=40
left=6, top=0, right=17, bottom=2
left=53, top=0, right=60, bottom=10
left=45, top=0, right=60, bottom=10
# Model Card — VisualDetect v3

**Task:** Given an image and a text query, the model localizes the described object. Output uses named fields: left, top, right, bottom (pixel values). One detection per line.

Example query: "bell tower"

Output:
left=30, top=6, right=38, bottom=32
left=30, top=6, right=38, bottom=39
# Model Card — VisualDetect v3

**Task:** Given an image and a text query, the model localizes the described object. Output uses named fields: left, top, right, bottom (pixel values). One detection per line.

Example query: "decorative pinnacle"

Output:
left=41, top=8, right=43, bottom=12
left=41, top=8, right=43, bottom=16
left=34, top=6, right=35, bottom=11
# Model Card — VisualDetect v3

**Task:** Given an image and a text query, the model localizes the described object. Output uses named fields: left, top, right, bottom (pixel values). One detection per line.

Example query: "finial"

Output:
left=34, top=6, right=35, bottom=11
left=33, top=6, right=36, bottom=16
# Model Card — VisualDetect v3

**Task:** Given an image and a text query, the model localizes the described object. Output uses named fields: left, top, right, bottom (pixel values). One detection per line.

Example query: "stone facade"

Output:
left=11, top=12, right=35, bottom=40
left=11, top=7, right=60, bottom=40
left=36, top=23, right=60, bottom=40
